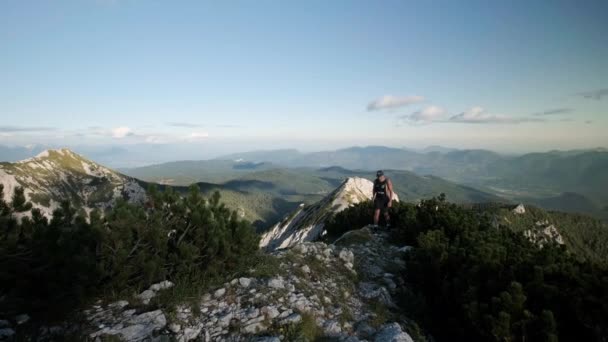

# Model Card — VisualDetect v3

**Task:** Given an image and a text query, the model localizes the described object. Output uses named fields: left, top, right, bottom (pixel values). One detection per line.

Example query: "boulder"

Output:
left=267, top=277, right=285, bottom=289
left=355, top=321, right=376, bottom=338
left=279, top=313, right=302, bottom=325
left=255, top=337, right=281, bottom=342
left=261, top=306, right=280, bottom=319
left=180, top=327, right=202, bottom=341
left=513, top=204, right=526, bottom=214
left=358, top=282, right=394, bottom=307
left=15, top=314, right=29, bottom=325
left=243, top=322, right=267, bottom=334
left=118, top=310, right=167, bottom=341
left=213, top=288, right=226, bottom=298
left=374, top=323, right=414, bottom=342
left=239, top=277, right=253, bottom=288
left=0, top=328, right=15, bottom=339
left=109, top=300, right=129, bottom=309
left=137, top=290, right=156, bottom=304
left=323, top=320, right=342, bottom=336
left=339, top=249, right=355, bottom=264
left=150, top=280, right=174, bottom=292
left=218, top=312, right=233, bottom=327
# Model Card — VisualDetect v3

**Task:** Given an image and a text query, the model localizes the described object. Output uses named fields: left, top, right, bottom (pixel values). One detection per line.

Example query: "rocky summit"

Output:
left=0, top=149, right=146, bottom=218
left=40, top=227, right=415, bottom=341
left=260, top=177, right=399, bottom=251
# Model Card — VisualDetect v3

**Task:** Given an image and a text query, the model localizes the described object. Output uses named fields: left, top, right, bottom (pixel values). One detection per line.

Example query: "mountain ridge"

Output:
left=0, top=148, right=147, bottom=218
left=260, top=177, right=399, bottom=251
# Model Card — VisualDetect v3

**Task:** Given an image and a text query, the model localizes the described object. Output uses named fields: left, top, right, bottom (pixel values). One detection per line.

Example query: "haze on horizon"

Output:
left=1, top=0, right=607, bottom=162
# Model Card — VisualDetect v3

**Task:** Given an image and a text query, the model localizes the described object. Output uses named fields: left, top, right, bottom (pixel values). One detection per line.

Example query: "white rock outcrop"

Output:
left=374, top=323, right=414, bottom=342
left=80, top=227, right=414, bottom=342
left=524, top=220, right=565, bottom=246
left=512, top=204, right=526, bottom=214
left=0, top=149, right=147, bottom=219
left=260, top=177, right=399, bottom=251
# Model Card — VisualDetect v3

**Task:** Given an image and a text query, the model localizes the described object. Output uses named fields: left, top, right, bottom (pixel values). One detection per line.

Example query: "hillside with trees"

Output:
left=0, top=184, right=260, bottom=323
left=326, top=198, right=608, bottom=341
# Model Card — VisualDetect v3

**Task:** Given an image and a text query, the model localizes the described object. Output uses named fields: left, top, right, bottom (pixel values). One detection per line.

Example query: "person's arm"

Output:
left=386, top=179, right=394, bottom=206
left=372, top=187, right=376, bottom=201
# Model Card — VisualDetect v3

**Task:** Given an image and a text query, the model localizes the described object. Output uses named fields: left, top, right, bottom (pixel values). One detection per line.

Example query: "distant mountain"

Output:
left=215, top=146, right=608, bottom=220
left=121, top=160, right=276, bottom=185
left=0, top=149, right=299, bottom=228
left=217, top=146, right=424, bottom=170
left=419, top=145, right=459, bottom=154
left=124, top=145, right=608, bottom=220
left=0, top=149, right=146, bottom=217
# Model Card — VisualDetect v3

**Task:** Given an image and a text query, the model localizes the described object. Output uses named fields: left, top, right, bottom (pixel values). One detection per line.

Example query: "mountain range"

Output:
left=121, top=146, right=608, bottom=220
left=0, top=149, right=505, bottom=230
left=2, top=145, right=607, bottom=222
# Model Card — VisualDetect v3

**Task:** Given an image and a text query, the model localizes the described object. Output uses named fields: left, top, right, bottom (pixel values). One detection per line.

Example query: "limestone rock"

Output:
left=118, top=310, right=167, bottom=341
left=168, top=323, right=181, bottom=333
left=339, top=249, right=355, bottom=264
left=0, top=328, right=15, bottom=339
left=513, top=204, right=526, bottom=214
left=323, top=320, right=342, bottom=336
left=260, top=177, right=399, bottom=251
left=355, top=321, right=376, bottom=338
left=150, top=280, right=174, bottom=292
left=214, top=288, right=226, bottom=298
left=279, top=313, right=302, bottom=325
left=239, top=277, right=252, bottom=288
left=138, top=290, right=156, bottom=304
left=374, top=323, right=414, bottom=342
left=268, top=277, right=285, bottom=289
left=15, top=314, right=29, bottom=325
left=243, top=322, right=267, bottom=334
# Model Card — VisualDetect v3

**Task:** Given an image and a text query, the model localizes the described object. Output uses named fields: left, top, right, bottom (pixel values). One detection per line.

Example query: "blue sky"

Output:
left=1, top=0, right=607, bottom=159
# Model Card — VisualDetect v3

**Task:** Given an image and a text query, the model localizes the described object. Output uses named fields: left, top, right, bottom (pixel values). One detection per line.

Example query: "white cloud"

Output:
left=398, top=105, right=446, bottom=125
left=167, top=122, right=204, bottom=128
left=111, top=126, right=132, bottom=138
left=183, top=132, right=210, bottom=142
left=367, top=95, right=425, bottom=111
left=448, top=107, right=543, bottom=124
left=410, top=106, right=446, bottom=122
left=144, top=135, right=169, bottom=144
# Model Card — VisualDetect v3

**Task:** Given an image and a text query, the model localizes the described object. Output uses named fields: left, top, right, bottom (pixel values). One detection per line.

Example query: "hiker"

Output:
left=372, top=170, right=394, bottom=228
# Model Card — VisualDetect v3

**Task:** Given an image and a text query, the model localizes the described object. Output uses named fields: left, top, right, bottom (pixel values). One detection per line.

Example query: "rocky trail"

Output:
left=27, top=227, right=415, bottom=341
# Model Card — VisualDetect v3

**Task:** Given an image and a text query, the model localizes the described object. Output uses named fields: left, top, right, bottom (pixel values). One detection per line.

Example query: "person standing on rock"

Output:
left=372, top=170, right=394, bottom=228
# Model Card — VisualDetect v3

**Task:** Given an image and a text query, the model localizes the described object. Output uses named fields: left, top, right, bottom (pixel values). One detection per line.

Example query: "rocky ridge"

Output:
left=61, top=227, right=416, bottom=341
left=260, top=178, right=399, bottom=251
left=0, top=149, right=146, bottom=218
left=524, top=219, right=565, bottom=246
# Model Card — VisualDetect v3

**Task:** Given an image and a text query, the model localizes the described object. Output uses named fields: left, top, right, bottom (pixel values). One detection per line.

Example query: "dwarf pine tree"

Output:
left=0, top=184, right=259, bottom=320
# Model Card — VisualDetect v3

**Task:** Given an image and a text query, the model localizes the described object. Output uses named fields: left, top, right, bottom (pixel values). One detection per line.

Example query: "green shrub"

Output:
left=0, top=185, right=259, bottom=321
left=324, top=193, right=608, bottom=341
left=397, top=196, right=608, bottom=341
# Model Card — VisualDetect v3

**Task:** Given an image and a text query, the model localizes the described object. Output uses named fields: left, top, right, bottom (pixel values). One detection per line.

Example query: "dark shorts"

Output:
left=374, top=196, right=390, bottom=211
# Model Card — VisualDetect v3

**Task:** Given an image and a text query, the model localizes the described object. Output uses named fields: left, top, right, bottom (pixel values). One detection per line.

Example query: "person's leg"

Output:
left=383, top=198, right=391, bottom=227
left=373, top=209, right=380, bottom=226
left=384, top=210, right=391, bottom=227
